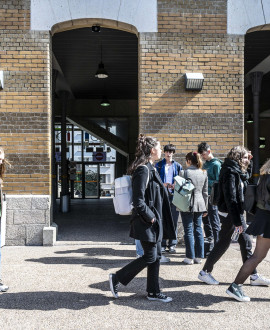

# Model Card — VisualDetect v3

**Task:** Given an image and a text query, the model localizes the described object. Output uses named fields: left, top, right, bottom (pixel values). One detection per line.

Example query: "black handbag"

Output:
left=243, top=184, right=257, bottom=215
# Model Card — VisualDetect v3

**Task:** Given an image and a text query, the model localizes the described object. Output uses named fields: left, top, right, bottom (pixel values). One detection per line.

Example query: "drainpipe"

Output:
left=249, top=71, right=263, bottom=183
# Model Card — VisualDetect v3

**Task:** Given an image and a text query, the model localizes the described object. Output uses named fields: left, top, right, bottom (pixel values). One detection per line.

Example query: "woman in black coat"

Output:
left=226, top=159, right=270, bottom=302
left=198, top=146, right=270, bottom=288
left=109, top=134, right=176, bottom=303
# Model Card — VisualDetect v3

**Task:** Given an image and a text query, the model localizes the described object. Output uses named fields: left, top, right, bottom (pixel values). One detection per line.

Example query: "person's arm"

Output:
left=208, top=163, right=221, bottom=189
left=202, top=173, right=208, bottom=209
left=132, top=166, right=155, bottom=223
left=222, top=173, right=242, bottom=226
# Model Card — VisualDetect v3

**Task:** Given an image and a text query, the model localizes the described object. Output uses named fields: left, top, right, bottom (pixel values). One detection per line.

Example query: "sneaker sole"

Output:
left=198, top=274, right=219, bottom=285
left=250, top=281, right=270, bottom=286
left=109, top=274, right=118, bottom=299
left=147, top=297, right=172, bottom=303
left=226, top=289, right=250, bottom=302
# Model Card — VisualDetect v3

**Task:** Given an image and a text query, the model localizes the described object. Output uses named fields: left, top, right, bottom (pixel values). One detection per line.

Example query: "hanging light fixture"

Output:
left=95, top=44, right=108, bottom=79
left=246, top=114, right=254, bottom=124
left=100, top=96, right=110, bottom=107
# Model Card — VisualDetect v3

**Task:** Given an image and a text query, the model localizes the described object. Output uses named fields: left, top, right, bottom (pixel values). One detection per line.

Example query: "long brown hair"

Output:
left=0, top=147, right=6, bottom=180
left=185, top=152, right=203, bottom=169
left=227, top=146, right=249, bottom=171
left=128, top=134, right=159, bottom=175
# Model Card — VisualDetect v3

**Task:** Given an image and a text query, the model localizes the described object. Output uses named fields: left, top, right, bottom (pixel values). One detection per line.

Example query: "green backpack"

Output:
left=172, top=171, right=195, bottom=212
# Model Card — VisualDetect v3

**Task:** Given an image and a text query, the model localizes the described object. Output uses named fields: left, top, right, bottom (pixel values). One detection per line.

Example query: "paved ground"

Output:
left=1, top=199, right=270, bottom=329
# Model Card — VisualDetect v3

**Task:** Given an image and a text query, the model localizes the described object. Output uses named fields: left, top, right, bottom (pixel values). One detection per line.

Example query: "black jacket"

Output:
left=129, top=162, right=176, bottom=243
left=217, top=158, right=250, bottom=226
left=257, top=174, right=270, bottom=211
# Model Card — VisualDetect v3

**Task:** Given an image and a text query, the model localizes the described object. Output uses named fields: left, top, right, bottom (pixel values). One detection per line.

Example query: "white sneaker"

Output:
left=194, top=258, right=202, bottom=264
left=0, top=281, right=9, bottom=292
left=183, top=258, right=194, bottom=265
left=250, top=274, right=270, bottom=286
left=160, top=255, right=170, bottom=263
left=198, top=270, right=219, bottom=285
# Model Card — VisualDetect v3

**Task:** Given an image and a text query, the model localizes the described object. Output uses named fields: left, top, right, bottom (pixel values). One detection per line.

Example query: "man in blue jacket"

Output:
left=198, top=142, right=222, bottom=246
left=156, top=144, right=182, bottom=253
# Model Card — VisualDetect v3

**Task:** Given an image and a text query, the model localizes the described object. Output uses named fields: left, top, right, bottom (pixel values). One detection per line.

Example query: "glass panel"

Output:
left=66, top=124, right=73, bottom=160
left=74, top=164, right=82, bottom=198
left=74, top=127, right=82, bottom=161
left=57, top=164, right=61, bottom=198
left=100, top=163, right=115, bottom=197
left=85, top=164, right=99, bottom=198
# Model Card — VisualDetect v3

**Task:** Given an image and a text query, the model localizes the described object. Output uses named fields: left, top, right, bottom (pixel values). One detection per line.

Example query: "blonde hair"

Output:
left=260, top=159, right=270, bottom=175
left=0, top=147, right=10, bottom=180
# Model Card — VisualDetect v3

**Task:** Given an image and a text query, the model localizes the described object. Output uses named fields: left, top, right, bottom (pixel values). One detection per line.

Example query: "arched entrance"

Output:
left=51, top=22, right=139, bottom=241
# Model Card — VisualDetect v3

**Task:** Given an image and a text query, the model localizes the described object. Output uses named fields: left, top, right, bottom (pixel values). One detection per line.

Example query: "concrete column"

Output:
left=249, top=71, right=263, bottom=183
left=59, top=91, right=70, bottom=212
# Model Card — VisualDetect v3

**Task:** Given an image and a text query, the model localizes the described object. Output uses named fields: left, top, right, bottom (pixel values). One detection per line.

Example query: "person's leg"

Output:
left=203, top=214, right=234, bottom=273
left=135, top=239, right=144, bottom=257
left=238, top=218, right=257, bottom=275
left=142, top=241, right=161, bottom=294
left=208, top=201, right=221, bottom=244
left=168, top=196, right=179, bottom=248
left=194, top=212, right=204, bottom=259
left=202, top=213, right=213, bottom=240
left=181, top=212, right=195, bottom=259
left=234, top=236, right=270, bottom=284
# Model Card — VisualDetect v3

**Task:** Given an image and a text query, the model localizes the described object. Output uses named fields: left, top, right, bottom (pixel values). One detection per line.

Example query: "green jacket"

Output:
left=203, top=158, right=222, bottom=194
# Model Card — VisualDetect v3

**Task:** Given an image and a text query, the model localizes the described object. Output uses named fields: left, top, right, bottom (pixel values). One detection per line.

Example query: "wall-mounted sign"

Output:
left=93, top=152, right=106, bottom=162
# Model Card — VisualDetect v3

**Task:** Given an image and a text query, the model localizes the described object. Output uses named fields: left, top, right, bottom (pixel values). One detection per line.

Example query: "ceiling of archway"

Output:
left=245, top=31, right=270, bottom=114
left=52, top=27, right=138, bottom=100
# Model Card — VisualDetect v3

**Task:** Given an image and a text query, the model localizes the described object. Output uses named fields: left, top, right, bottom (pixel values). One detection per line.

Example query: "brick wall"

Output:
left=0, top=0, right=51, bottom=195
left=139, top=0, right=244, bottom=165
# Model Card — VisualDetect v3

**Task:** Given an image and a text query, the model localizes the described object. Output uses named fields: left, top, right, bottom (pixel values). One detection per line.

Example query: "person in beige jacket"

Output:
left=180, top=152, right=208, bottom=265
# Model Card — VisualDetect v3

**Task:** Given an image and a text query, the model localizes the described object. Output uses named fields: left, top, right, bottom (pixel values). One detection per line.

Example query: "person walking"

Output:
left=198, top=146, right=270, bottom=286
left=180, top=152, right=208, bottom=265
left=156, top=143, right=182, bottom=254
left=226, top=158, right=270, bottom=302
left=109, top=135, right=176, bottom=302
left=0, top=147, right=9, bottom=292
left=197, top=142, right=222, bottom=246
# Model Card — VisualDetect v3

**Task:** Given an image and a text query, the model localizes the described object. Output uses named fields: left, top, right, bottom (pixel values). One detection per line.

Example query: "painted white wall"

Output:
left=31, top=0, right=157, bottom=32
left=228, top=0, right=270, bottom=35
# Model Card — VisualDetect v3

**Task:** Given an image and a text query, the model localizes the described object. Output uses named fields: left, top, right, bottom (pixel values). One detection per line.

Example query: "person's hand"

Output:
left=163, top=183, right=168, bottom=188
left=151, top=218, right=155, bottom=224
left=202, top=212, right=208, bottom=217
left=235, top=226, right=243, bottom=233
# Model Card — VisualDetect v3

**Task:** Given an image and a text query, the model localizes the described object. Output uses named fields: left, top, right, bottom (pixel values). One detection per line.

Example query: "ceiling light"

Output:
left=246, top=114, right=253, bottom=123
left=185, top=73, right=204, bottom=90
left=100, top=96, right=110, bottom=107
left=95, top=44, right=108, bottom=79
left=95, top=62, right=108, bottom=79
left=92, top=25, right=100, bottom=33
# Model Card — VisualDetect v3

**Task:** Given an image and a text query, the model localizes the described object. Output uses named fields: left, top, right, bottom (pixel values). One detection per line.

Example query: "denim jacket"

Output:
left=155, top=159, right=182, bottom=184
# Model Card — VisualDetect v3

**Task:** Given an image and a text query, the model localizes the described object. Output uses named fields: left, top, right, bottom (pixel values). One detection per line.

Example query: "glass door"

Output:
left=84, top=164, right=99, bottom=198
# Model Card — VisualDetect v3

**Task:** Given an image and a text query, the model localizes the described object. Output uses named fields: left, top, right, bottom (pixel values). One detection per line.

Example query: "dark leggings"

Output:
left=203, top=214, right=257, bottom=275
left=234, top=235, right=270, bottom=284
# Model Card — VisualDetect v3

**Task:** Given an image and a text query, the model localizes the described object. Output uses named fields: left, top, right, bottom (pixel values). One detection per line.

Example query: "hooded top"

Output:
left=203, top=158, right=222, bottom=194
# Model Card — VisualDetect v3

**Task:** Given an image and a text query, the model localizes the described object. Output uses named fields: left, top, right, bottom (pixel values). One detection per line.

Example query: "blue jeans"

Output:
left=135, top=239, right=144, bottom=257
left=202, top=200, right=221, bottom=244
left=181, top=212, right=204, bottom=259
left=162, top=195, right=179, bottom=247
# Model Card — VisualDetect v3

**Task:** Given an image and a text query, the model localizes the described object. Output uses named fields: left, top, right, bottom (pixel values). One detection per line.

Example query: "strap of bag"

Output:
left=184, top=169, right=194, bottom=212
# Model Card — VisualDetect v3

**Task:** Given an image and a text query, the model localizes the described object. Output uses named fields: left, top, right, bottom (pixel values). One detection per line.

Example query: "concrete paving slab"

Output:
left=0, top=244, right=270, bottom=330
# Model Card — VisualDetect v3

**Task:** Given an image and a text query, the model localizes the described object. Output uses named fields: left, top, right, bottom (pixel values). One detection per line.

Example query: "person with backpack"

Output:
left=109, top=134, right=176, bottom=303
left=198, top=146, right=270, bottom=287
left=155, top=143, right=182, bottom=254
left=226, top=158, right=270, bottom=301
left=180, top=152, right=208, bottom=265
left=0, top=147, right=9, bottom=292
left=197, top=142, right=222, bottom=246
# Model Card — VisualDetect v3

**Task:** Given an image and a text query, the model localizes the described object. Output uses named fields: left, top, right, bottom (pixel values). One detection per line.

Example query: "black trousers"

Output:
left=203, top=213, right=257, bottom=275
left=116, top=241, right=161, bottom=293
